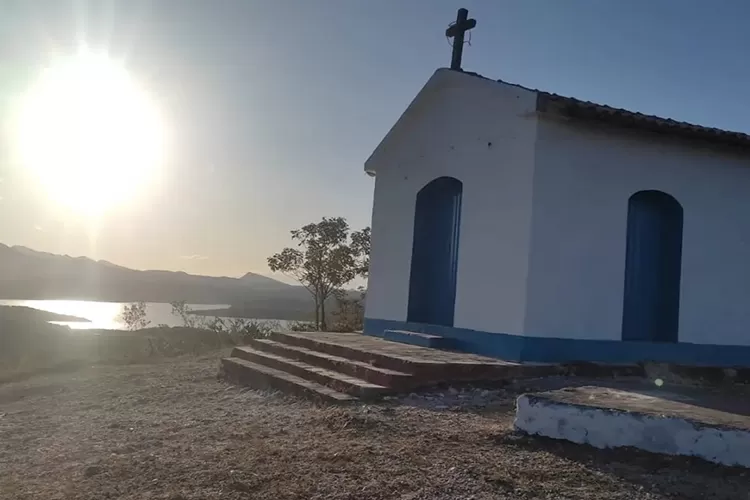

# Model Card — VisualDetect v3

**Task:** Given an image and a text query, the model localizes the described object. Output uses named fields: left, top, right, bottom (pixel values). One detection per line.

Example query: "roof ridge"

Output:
left=451, top=69, right=750, bottom=150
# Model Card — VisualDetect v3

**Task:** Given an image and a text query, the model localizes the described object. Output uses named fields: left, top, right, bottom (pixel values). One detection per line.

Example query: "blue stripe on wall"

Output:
left=364, top=318, right=750, bottom=368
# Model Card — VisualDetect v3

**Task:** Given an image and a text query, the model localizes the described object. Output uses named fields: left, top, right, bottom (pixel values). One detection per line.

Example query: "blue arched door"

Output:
left=407, top=177, right=463, bottom=327
left=622, top=190, right=683, bottom=342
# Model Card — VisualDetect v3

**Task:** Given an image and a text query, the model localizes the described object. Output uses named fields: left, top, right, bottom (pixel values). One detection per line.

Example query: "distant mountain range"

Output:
left=0, top=243, right=318, bottom=320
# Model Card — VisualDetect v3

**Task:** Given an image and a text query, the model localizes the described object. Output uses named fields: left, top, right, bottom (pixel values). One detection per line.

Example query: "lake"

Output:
left=0, top=300, right=287, bottom=330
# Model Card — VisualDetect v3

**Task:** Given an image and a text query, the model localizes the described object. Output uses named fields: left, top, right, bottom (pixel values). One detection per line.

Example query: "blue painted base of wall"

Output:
left=364, top=318, right=750, bottom=368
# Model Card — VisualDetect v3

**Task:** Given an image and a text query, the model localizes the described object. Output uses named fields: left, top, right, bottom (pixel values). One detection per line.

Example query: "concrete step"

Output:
left=270, top=331, right=420, bottom=374
left=378, top=329, right=450, bottom=349
left=515, top=385, right=750, bottom=467
left=231, top=346, right=389, bottom=399
left=220, top=357, right=357, bottom=404
left=247, top=338, right=414, bottom=389
left=268, top=332, right=559, bottom=384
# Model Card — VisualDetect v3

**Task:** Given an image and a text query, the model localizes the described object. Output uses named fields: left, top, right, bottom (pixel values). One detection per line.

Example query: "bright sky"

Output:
left=1, top=0, right=749, bottom=278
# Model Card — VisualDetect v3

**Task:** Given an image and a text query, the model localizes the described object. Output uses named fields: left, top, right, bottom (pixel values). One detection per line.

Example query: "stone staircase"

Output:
left=220, top=331, right=558, bottom=403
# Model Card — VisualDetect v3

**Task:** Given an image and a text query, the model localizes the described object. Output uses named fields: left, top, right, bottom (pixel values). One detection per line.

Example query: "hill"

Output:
left=0, top=244, right=317, bottom=319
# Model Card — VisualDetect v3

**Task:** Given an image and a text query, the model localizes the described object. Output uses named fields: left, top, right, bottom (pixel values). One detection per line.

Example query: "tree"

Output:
left=268, top=217, right=369, bottom=331
left=350, top=226, right=371, bottom=279
left=120, top=302, right=151, bottom=330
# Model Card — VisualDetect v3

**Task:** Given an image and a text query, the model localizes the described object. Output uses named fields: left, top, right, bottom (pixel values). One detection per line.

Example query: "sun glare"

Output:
left=14, top=48, right=165, bottom=215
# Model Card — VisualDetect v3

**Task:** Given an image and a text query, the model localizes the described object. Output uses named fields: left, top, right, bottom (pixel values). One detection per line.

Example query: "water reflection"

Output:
left=0, top=300, right=230, bottom=330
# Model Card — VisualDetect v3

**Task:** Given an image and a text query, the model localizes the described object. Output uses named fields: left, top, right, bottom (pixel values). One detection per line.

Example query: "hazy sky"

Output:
left=1, top=0, right=749, bottom=279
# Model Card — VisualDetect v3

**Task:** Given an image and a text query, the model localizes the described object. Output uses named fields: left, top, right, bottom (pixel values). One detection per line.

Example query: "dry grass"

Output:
left=0, top=355, right=748, bottom=500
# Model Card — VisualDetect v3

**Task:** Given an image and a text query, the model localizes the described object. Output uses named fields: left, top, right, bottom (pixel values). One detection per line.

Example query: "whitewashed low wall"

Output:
left=514, top=394, right=750, bottom=468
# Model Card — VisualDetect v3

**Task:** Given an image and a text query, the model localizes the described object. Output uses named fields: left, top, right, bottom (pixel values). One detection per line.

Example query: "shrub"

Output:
left=168, top=301, right=278, bottom=344
left=119, top=302, right=151, bottom=330
left=288, top=321, right=318, bottom=332
left=329, top=288, right=365, bottom=332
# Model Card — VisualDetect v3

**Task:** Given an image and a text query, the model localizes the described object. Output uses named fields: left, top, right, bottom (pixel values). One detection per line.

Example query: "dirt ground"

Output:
left=1, top=354, right=748, bottom=500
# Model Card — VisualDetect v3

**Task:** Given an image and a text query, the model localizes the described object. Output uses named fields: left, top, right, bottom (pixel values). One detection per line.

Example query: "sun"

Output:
left=14, top=48, right=165, bottom=215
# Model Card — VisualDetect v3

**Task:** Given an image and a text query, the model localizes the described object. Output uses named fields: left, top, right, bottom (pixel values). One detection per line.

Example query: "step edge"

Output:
left=384, top=329, right=445, bottom=339
left=271, top=332, right=449, bottom=366
left=245, top=340, right=412, bottom=377
left=221, top=357, right=358, bottom=401
left=271, top=332, right=522, bottom=369
left=232, top=347, right=389, bottom=390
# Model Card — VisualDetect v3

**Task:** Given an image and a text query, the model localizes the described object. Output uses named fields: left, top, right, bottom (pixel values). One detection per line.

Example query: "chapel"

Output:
left=363, top=66, right=750, bottom=367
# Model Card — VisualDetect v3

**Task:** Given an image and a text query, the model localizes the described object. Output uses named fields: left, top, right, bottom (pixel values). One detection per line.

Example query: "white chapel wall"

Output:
left=365, top=70, right=539, bottom=334
left=526, top=118, right=750, bottom=346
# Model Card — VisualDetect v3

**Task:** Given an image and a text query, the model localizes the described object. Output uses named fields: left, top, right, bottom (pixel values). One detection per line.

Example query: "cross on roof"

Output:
left=445, top=8, right=477, bottom=71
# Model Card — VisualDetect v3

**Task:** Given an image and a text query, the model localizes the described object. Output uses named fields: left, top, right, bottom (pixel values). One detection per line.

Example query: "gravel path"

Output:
left=0, top=354, right=748, bottom=500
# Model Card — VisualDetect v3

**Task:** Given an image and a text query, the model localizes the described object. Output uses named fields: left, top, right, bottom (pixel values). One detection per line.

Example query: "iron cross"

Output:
left=445, top=8, right=477, bottom=71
